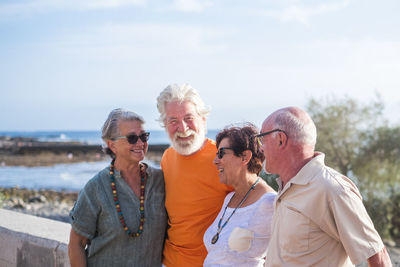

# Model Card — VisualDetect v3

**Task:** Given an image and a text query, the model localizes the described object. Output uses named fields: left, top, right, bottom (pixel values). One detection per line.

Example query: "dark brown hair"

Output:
left=215, top=123, right=265, bottom=174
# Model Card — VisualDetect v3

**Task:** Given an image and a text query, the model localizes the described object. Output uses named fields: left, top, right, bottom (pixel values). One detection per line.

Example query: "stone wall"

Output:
left=0, top=209, right=70, bottom=267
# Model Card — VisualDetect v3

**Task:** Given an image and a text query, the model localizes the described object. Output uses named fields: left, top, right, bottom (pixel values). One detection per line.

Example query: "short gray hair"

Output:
left=273, top=109, right=317, bottom=146
left=101, top=108, right=145, bottom=158
left=156, top=83, right=210, bottom=127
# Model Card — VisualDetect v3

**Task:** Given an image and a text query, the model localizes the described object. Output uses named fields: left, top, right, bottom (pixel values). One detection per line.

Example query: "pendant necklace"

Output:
left=211, top=177, right=260, bottom=244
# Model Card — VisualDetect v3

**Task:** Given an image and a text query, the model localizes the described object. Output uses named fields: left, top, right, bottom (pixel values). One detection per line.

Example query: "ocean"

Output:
left=0, top=130, right=168, bottom=145
left=0, top=130, right=221, bottom=191
left=0, top=129, right=220, bottom=145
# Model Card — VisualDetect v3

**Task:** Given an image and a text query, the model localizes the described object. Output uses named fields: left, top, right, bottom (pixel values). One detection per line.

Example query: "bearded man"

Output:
left=156, top=84, right=232, bottom=267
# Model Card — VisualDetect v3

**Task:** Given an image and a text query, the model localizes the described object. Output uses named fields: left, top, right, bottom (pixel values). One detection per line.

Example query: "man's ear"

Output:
left=278, top=132, right=288, bottom=148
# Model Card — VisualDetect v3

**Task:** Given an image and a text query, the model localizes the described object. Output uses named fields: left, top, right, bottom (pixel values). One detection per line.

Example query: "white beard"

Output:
left=170, top=127, right=206, bottom=156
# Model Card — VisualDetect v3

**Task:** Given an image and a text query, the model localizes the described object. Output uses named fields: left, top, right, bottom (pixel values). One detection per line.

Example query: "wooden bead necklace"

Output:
left=109, top=159, right=146, bottom=237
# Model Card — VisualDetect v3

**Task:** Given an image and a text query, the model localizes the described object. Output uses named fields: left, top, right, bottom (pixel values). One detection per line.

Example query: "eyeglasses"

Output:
left=112, top=132, right=150, bottom=144
left=255, top=129, right=286, bottom=144
left=216, top=147, right=234, bottom=159
left=256, top=129, right=286, bottom=138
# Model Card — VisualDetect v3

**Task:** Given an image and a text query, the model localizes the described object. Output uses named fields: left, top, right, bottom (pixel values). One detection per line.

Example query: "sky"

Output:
left=1, top=0, right=399, bottom=131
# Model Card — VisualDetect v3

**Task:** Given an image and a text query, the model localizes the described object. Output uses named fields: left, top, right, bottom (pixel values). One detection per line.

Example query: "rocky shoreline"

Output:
left=0, top=187, right=77, bottom=223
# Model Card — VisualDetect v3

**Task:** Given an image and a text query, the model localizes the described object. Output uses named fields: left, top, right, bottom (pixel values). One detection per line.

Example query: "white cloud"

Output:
left=0, top=0, right=146, bottom=16
left=172, top=0, right=213, bottom=12
left=79, top=0, right=146, bottom=9
left=53, top=23, right=228, bottom=60
left=260, top=0, right=351, bottom=25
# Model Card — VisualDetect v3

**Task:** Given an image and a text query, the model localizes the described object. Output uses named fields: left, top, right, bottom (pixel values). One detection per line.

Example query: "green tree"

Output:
left=306, top=94, right=385, bottom=177
left=306, top=95, right=399, bottom=242
left=353, top=126, right=400, bottom=241
left=354, top=126, right=400, bottom=196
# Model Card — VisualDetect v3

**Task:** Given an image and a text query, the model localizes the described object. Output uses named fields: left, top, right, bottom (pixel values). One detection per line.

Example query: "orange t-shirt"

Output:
left=161, top=139, right=232, bottom=267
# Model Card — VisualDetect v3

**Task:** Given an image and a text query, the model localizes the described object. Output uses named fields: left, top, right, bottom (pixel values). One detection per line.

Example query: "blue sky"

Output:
left=1, top=0, right=399, bottom=131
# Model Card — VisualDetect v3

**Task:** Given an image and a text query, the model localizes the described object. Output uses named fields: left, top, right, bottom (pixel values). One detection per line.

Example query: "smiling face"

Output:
left=213, top=137, right=242, bottom=185
left=164, top=100, right=206, bottom=155
left=109, top=120, right=148, bottom=164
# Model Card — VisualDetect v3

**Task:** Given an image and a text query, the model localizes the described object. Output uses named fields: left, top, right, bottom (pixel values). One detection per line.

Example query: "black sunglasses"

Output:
left=255, top=129, right=286, bottom=138
left=216, top=147, right=234, bottom=159
left=112, top=132, right=150, bottom=144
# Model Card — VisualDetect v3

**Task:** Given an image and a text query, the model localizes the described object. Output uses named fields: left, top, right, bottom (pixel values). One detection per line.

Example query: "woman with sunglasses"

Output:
left=68, top=108, right=167, bottom=267
left=203, top=124, right=276, bottom=267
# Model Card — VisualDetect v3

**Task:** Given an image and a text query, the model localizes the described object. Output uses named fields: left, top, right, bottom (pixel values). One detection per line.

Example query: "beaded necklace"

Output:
left=211, top=177, right=260, bottom=244
left=109, top=159, right=146, bottom=237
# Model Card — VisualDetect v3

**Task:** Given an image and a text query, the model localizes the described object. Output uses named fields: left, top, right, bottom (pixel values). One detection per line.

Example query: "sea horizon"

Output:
left=0, top=129, right=222, bottom=145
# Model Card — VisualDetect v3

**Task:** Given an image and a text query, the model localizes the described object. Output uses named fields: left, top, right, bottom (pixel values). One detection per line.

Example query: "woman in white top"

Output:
left=203, top=123, right=276, bottom=267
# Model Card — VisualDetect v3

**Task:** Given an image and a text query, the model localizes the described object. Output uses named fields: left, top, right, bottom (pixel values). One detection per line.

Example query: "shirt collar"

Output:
left=291, top=152, right=325, bottom=185
left=111, top=162, right=149, bottom=179
left=276, top=152, right=325, bottom=191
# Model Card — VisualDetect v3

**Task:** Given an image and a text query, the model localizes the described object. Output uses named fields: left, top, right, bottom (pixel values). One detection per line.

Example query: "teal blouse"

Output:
left=70, top=164, right=167, bottom=267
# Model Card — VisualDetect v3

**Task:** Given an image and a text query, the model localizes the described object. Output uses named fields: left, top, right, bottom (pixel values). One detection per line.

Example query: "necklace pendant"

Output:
left=211, top=233, right=219, bottom=244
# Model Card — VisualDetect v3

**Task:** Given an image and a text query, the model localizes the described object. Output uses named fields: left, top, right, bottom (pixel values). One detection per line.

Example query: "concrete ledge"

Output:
left=0, top=209, right=70, bottom=267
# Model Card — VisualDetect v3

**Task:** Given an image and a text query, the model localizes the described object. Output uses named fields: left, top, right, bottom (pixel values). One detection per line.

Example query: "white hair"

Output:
left=101, top=108, right=145, bottom=158
left=273, top=109, right=317, bottom=146
left=156, top=83, right=210, bottom=127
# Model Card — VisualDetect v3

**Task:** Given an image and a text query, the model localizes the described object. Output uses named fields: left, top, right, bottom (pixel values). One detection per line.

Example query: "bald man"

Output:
left=258, top=107, right=391, bottom=267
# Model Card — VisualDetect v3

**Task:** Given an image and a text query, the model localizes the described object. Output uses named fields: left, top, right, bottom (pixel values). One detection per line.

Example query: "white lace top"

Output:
left=203, top=191, right=276, bottom=267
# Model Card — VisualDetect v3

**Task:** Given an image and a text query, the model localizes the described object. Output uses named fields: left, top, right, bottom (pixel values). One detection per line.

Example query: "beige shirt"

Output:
left=266, top=153, right=384, bottom=267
